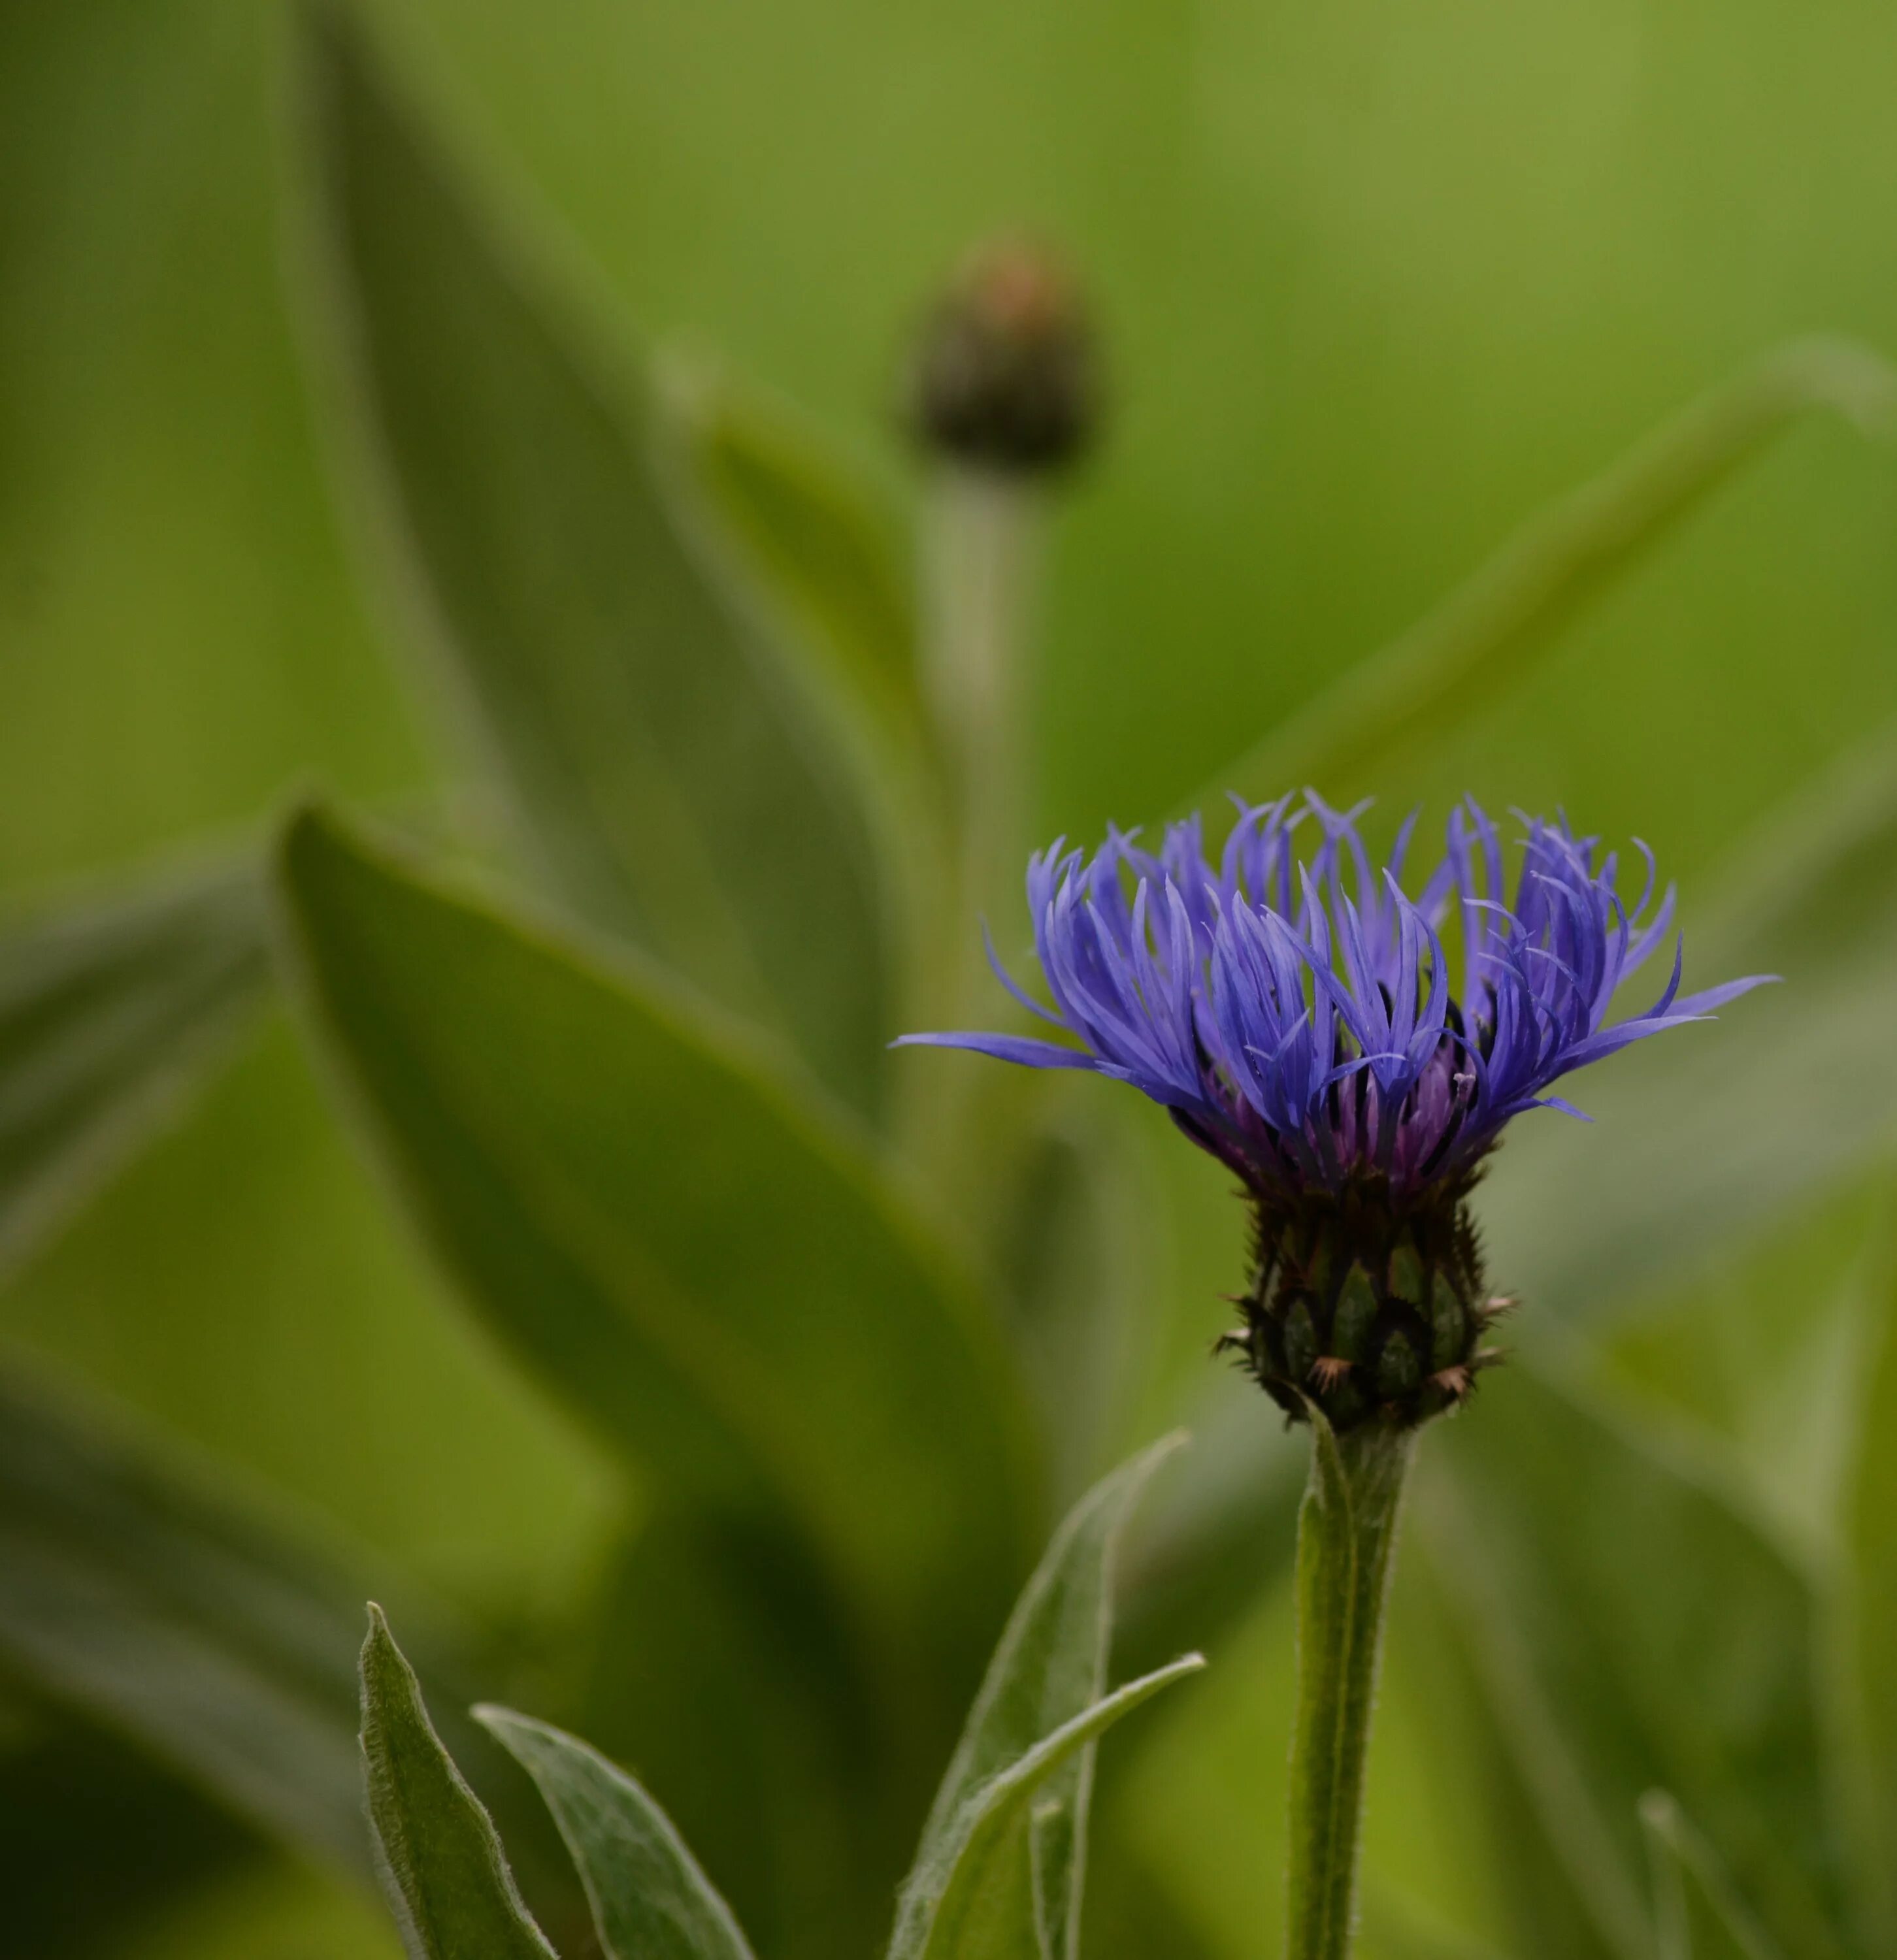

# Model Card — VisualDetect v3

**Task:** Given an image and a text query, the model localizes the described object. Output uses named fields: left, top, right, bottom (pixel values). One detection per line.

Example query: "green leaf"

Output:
left=1210, top=336, right=1897, bottom=805
left=273, top=802, right=1037, bottom=1725
left=887, top=1656, right=1206, bottom=1960
left=1112, top=1384, right=1307, bottom=1682
left=1485, top=717, right=1897, bottom=1320
left=359, top=1605, right=556, bottom=1960
left=661, top=362, right=924, bottom=760
left=570, top=1502, right=908, bottom=1960
left=0, top=1710, right=261, bottom=1958
left=0, top=1360, right=597, bottom=1941
left=0, top=858, right=269, bottom=1279
left=0, top=1358, right=382, bottom=1874
left=476, top=1706, right=755, bottom=1960
left=1426, top=1366, right=1846, bottom=1960
left=1641, top=1791, right=1788, bottom=1960
left=915, top=1435, right=1187, bottom=1960
left=1841, top=1220, right=1897, bottom=1949
left=1392, top=1543, right=1623, bottom=1960
left=292, top=7, right=889, bottom=1118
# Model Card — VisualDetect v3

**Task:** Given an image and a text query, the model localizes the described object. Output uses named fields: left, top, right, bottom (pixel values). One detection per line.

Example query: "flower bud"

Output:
left=1219, top=1177, right=1497, bottom=1433
left=905, top=237, right=1098, bottom=474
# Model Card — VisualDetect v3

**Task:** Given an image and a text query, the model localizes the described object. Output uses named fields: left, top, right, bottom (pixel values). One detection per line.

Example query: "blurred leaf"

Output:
left=1841, top=1210, right=1897, bottom=1950
left=1383, top=1544, right=1621, bottom=1960
left=358, top=1607, right=555, bottom=1960
left=572, top=1502, right=903, bottom=1960
left=1485, top=717, right=1897, bottom=1319
left=1587, top=1175, right=1876, bottom=1558
left=1425, top=1366, right=1847, bottom=1960
left=0, top=1359, right=374, bottom=1874
left=995, top=1101, right=1170, bottom=1510
left=887, top=1656, right=1204, bottom=1960
left=661, top=362, right=925, bottom=761
left=1212, top=336, right=1897, bottom=804
left=293, top=6, right=889, bottom=1117
left=1641, top=1791, right=1787, bottom=1960
left=917, top=1435, right=1184, bottom=1960
left=0, top=1710, right=258, bottom=1960
left=104, top=1859, right=404, bottom=1960
left=478, top=1706, right=755, bottom=1960
left=0, top=859, right=269, bottom=1280
left=0, top=1356, right=592, bottom=1944
left=1061, top=1852, right=1223, bottom=1960
left=1113, top=1384, right=1304, bottom=1679
left=274, top=803, right=1038, bottom=1734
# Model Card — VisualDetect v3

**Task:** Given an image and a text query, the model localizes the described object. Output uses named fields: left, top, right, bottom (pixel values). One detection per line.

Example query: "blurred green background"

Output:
left=6, top=0, right=1897, bottom=1954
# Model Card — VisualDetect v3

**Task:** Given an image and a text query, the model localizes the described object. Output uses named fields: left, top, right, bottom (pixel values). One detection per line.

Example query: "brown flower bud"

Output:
left=905, top=237, right=1099, bottom=474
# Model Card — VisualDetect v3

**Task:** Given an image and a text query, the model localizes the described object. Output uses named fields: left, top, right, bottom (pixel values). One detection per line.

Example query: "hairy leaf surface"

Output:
left=888, top=1658, right=1204, bottom=1960
left=359, top=1607, right=555, bottom=1959
left=914, top=1435, right=1185, bottom=1960
left=479, top=1707, right=755, bottom=1960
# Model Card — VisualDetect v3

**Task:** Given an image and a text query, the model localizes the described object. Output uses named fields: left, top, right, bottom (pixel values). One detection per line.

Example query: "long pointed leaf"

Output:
left=1486, top=717, right=1897, bottom=1320
left=917, top=1435, right=1186, bottom=1960
left=0, top=858, right=269, bottom=1278
left=889, top=1657, right=1206, bottom=1960
left=0, top=1360, right=374, bottom=1873
left=359, top=1605, right=556, bottom=1960
left=0, top=1360, right=591, bottom=1937
left=292, top=7, right=889, bottom=1117
left=1841, top=1217, right=1897, bottom=1950
left=1427, top=1366, right=1845, bottom=1960
left=0, top=1704, right=260, bottom=1955
left=571, top=1500, right=909, bottom=1960
left=1642, top=1791, right=1788, bottom=1960
left=476, top=1707, right=755, bottom=1960
left=1210, top=336, right=1897, bottom=804
left=273, top=803, right=1036, bottom=1736
left=1394, top=1541, right=1625, bottom=1960
left=662, top=362, right=924, bottom=760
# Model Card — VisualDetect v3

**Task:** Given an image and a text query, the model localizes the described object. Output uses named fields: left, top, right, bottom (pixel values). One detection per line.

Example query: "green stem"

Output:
left=1286, top=1414, right=1415, bottom=1960
left=900, top=465, right=1044, bottom=1184
left=921, top=465, right=1040, bottom=943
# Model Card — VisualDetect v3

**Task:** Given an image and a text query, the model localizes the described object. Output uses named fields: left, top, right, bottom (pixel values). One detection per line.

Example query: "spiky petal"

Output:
left=897, top=791, right=1771, bottom=1204
left=899, top=792, right=1772, bottom=1431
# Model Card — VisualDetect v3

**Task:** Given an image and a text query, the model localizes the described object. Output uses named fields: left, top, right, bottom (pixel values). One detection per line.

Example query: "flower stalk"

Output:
left=1286, top=1414, right=1414, bottom=1960
left=922, top=468, right=1042, bottom=983
left=900, top=792, right=1770, bottom=1960
left=899, top=237, right=1097, bottom=1177
left=906, top=233, right=1097, bottom=955
left=902, top=468, right=1044, bottom=1184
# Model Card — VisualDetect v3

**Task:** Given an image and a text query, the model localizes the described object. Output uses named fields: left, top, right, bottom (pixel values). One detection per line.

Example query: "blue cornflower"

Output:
left=900, top=793, right=1771, bottom=1428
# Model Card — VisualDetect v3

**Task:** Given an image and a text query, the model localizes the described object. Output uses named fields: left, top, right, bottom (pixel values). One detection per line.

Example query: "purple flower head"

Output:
left=899, top=792, right=1773, bottom=1205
